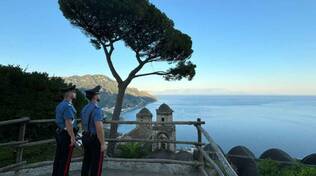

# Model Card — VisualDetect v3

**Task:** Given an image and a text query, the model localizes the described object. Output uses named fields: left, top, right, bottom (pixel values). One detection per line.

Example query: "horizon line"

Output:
left=151, top=93, right=316, bottom=97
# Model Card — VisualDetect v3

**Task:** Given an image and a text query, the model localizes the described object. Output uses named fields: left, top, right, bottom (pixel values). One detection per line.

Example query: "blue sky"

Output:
left=0, top=0, right=316, bottom=95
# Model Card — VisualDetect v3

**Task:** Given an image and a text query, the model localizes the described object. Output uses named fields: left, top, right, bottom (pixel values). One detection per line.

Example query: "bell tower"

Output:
left=152, top=103, right=176, bottom=152
left=136, top=107, right=152, bottom=129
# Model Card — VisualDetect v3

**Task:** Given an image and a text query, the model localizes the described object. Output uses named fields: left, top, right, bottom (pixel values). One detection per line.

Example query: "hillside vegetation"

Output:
left=0, top=65, right=88, bottom=166
left=0, top=65, right=87, bottom=137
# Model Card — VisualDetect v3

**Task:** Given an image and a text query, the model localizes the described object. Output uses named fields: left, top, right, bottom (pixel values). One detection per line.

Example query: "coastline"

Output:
left=103, top=98, right=157, bottom=115
left=118, top=95, right=316, bottom=159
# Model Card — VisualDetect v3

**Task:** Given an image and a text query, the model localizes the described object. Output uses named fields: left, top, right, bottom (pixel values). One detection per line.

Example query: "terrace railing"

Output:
left=0, top=117, right=238, bottom=176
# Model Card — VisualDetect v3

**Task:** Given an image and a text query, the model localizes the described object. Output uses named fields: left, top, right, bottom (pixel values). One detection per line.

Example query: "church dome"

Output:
left=137, top=108, right=153, bottom=118
left=157, top=103, right=173, bottom=113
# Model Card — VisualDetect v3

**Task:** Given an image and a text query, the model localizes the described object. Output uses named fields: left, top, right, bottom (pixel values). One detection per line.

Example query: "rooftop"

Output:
left=136, top=107, right=153, bottom=118
left=157, top=103, right=173, bottom=113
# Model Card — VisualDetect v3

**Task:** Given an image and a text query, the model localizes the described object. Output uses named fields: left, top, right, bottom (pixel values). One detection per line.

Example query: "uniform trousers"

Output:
left=52, top=129, right=74, bottom=176
left=81, top=133, right=104, bottom=176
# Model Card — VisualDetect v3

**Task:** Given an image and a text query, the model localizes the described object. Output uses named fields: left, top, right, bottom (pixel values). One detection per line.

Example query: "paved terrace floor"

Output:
left=4, top=160, right=205, bottom=176
left=65, top=169, right=203, bottom=176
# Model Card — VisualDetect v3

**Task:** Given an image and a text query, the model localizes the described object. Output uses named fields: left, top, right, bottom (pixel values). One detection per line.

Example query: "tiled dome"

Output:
left=157, top=103, right=173, bottom=113
left=137, top=108, right=153, bottom=118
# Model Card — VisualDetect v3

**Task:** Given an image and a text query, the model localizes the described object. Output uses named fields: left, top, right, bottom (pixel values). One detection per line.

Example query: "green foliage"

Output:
left=165, top=61, right=196, bottom=81
left=23, top=144, right=83, bottom=163
left=0, top=65, right=87, bottom=165
left=299, top=167, right=316, bottom=176
left=117, top=142, right=150, bottom=158
left=0, top=147, right=15, bottom=167
left=259, top=159, right=316, bottom=176
left=259, top=160, right=281, bottom=176
left=0, top=65, right=87, bottom=122
left=58, top=0, right=196, bottom=81
left=0, top=144, right=83, bottom=167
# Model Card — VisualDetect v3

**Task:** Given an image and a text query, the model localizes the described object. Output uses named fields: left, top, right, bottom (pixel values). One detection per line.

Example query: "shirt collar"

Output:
left=63, top=99, right=72, bottom=105
left=89, top=101, right=98, bottom=107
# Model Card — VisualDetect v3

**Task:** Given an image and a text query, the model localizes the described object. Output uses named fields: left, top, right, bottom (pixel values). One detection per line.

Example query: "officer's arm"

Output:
left=95, top=108, right=106, bottom=152
left=64, top=106, right=76, bottom=146
left=65, top=119, right=75, bottom=145
left=95, top=121, right=105, bottom=148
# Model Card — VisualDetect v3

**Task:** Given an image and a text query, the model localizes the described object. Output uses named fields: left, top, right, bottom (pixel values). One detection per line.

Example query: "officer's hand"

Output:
left=101, top=144, right=107, bottom=152
left=70, top=136, right=76, bottom=146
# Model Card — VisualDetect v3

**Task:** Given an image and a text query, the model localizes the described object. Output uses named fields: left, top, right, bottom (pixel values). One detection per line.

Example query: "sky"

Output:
left=0, top=0, right=316, bottom=95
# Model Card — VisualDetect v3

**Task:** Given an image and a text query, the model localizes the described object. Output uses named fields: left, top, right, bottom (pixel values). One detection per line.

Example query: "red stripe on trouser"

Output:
left=97, top=151, right=104, bottom=176
left=63, top=145, right=74, bottom=176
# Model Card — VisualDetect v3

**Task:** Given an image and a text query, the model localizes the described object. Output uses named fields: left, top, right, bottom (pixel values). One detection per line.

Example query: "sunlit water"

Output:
left=119, top=95, right=316, bottom=159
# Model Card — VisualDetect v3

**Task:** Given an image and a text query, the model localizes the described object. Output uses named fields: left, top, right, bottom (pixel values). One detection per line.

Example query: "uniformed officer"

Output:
left=81, top=85, right=106, bottom=176
left=52, top=85, right=77, bottom=176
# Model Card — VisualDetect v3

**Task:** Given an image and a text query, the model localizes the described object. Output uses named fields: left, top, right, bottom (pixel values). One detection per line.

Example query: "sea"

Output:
left=119, top=95, right=316, bottom=159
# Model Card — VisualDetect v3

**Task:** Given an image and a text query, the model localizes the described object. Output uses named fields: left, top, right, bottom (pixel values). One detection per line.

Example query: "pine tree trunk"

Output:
left=107, top=84, right=126, bottom=155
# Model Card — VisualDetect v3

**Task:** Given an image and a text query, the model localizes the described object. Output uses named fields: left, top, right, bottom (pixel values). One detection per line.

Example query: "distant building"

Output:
left=122, top=103, right=176, bottom=152
left=152, top=103, right=176, bottom=152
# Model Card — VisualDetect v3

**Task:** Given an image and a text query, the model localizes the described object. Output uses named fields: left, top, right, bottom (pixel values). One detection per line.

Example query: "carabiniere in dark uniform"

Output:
left=81, top=85, right=106, bottom=176
left=52, top=85, right=78, bottom=176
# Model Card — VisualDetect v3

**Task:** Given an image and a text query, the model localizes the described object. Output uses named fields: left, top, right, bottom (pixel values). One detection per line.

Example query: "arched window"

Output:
left=158, top=133, right=169, bottom=150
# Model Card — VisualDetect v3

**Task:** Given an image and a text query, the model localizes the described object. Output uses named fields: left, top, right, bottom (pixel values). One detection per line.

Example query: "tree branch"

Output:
left=108, top=43, right=114, bottom=55
left=123, top=58, right=149, bottom=85
left=141, top=53, right=162, bottom=64
left=134, top=71, right=167, bottom=78
left=124, top=53, right=164, bottom=84
left=112, top=36, right=122, bottom=43
left=101, top=43, right=123, bottom=83
left=136, top=52, right=142, bottom=64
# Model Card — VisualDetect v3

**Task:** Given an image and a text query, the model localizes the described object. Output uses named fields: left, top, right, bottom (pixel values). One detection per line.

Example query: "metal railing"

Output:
left=0, top=117, right=237, bottom=176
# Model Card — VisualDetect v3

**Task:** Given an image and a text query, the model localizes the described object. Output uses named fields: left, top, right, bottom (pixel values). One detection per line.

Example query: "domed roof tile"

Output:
left=138, top=107, right=152, bottom=115
left=157, top=103, right=173, bottom=113
left=137, top=108, right=153, bottom=118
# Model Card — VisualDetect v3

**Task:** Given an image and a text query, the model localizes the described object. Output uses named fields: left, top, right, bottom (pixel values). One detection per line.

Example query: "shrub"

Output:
left=259, top=159, right=316, bottom=176
left=117, top=142, right=150, bottom=158
left=259, top=159, right=280, bottom=176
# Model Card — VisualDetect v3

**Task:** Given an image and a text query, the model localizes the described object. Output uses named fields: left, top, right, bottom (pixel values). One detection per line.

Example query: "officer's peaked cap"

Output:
left=85, top=85, right=102, bottom=96
left=61, top=85, right=76, bottom=93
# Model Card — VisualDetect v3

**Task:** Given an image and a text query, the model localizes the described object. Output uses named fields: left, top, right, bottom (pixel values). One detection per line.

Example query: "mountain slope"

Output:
left=64, top=74, right=156, bottom=112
